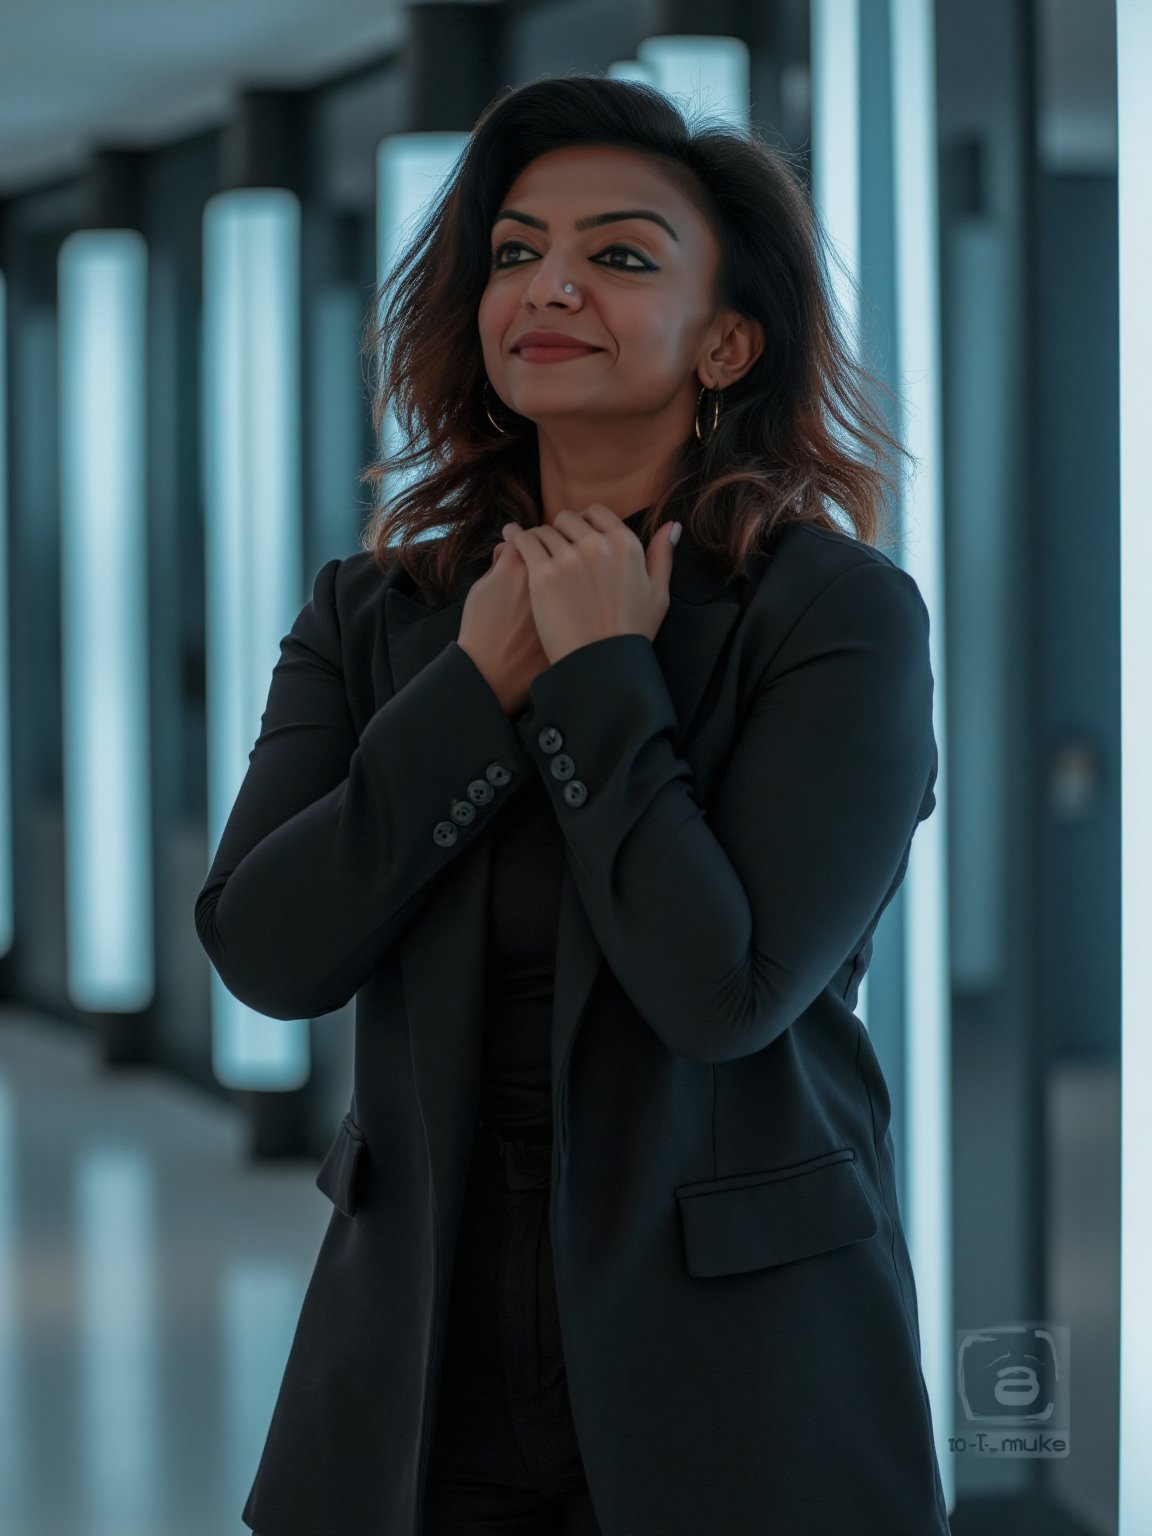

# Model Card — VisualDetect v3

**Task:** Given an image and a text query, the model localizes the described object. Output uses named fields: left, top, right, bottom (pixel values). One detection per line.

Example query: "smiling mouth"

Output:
left=513, top=344, right=603, bottom=363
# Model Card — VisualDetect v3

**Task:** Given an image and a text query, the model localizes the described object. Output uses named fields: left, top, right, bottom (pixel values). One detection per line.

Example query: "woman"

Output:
left=196, top=74, right=951, bottom=1536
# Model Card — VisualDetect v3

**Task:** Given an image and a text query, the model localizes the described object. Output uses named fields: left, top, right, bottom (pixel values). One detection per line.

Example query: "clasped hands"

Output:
left=497, top=503, right=680, bottom=666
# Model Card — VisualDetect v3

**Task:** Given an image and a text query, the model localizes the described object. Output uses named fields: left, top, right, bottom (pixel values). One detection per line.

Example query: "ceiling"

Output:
left=0, top=0, right=410, bottom=196
left=0, top=0, right=1118, bottom=199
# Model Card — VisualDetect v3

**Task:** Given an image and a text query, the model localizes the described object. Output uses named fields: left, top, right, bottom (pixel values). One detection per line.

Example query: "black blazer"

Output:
left=195, top=516, right=950, bottom=1536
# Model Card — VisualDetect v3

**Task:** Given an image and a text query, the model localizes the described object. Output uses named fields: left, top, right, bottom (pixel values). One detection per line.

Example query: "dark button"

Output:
left=563, top=780, right=588, bottom=807
left=486, top=761, right=512, bottom=786
left=433, top=821, right=459, bottom=846
left=549, top=753, right=575, bottom=782
left=538, top=726, right=563, bottom=754
left=450, top=799, right=476, bottom=825
left=467, top=779, right=494, bottom=805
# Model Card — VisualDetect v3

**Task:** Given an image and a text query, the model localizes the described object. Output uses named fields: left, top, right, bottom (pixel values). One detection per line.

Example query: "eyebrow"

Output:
left=493, top=207, right=680, bottom=243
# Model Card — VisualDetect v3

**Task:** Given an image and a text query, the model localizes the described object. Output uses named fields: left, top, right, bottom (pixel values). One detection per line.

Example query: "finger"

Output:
left=552, top=508, right=601, bottom=548
left=527, top=525, right=569, bottom=559
left=502, top=526, right=555, bottom=568
left=572, top=503, right=630, bottom=542
left=495, top=537, right=529, bottom=566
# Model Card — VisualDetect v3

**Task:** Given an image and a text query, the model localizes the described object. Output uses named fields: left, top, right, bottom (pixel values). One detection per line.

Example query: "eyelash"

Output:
left=490, top=240, right=655, bottom=272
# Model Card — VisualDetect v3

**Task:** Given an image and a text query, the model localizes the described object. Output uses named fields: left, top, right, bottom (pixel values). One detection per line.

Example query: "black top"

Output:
left=480, top=502, right=653, bottom=1135
left=480, top=763, right=564, bottom=1133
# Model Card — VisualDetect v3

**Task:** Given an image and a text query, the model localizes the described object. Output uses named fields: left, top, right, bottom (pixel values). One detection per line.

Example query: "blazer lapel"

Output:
left=385, top=530, right=743, bottom=1187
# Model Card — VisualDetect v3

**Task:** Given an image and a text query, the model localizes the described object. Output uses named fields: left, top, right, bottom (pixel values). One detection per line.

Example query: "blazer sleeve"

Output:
left=511, top=559, right=938, bottom=1063
left=193, top=557, right=535, bottom=1019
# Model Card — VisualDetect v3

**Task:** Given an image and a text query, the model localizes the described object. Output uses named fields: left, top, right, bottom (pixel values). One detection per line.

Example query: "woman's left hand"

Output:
left=499, top=504, right=680, bottom=666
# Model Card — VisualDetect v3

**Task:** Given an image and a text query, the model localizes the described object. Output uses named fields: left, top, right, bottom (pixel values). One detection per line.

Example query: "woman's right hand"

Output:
left=458, top=537, right=551, bottom=715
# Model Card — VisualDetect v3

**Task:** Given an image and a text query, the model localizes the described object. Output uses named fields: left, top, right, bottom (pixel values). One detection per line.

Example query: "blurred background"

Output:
left=0, top=0, right=1145, bottom=1532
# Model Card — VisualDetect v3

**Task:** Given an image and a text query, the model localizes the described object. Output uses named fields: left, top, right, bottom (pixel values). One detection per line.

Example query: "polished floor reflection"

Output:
left=0, top=1007, right=332, bottom=1536
left=0, top=1006, right=1119, bottom=1536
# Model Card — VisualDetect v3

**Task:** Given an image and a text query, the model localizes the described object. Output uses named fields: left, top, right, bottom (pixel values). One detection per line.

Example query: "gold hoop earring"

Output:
left=695, top=383, right=723, bottom=444
left=483, top=379, right=514, bottom=435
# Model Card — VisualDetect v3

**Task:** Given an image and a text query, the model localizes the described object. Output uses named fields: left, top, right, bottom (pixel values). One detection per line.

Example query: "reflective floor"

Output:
left=0, top=1006, right=1120, bottom=1536
left=0, top=1008, right=330, bottom=1536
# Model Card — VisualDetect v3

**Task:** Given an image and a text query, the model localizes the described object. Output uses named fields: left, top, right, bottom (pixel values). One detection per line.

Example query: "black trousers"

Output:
left=422, top=1121, right=603, bottom=1536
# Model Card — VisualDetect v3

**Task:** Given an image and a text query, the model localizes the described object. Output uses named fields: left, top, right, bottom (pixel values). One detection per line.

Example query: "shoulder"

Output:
left=762, top=518, right=907, bottom=583
left=283, top=551, right=408, bottom=674
left=320, top=546, right=415, bottom=626
left=758, top=519, right=924, bottom=611
left=330, top=546, right=406, bottom=597
left=742, top=520, right=930, bottom=668
left=331, top=538, right=480, bottom=611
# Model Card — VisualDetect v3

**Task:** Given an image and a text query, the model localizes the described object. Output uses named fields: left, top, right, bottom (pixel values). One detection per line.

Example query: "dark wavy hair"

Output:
left=357, top=72, right=912, bottom=605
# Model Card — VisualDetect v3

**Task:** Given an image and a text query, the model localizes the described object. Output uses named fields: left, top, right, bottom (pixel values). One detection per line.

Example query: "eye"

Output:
left=490, top=240, right=655, bottom=271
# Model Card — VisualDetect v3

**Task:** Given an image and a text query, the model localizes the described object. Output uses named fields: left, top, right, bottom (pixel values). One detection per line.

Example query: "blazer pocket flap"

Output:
left=315, top=1112, right=367, bottom=1217
left=674, top=1147, right=876, bottom=1279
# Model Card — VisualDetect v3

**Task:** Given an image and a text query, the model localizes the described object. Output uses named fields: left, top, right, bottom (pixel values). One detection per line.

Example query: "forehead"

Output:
left=500, top=145, right=697, bottom=220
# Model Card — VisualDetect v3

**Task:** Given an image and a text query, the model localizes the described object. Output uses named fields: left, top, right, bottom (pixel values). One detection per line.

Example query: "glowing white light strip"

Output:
left=58, top=231, right=154, bottom=1011
left=607, top=60, right=656, bottom=86
left=811, top=0, right=862, bottom=375
left=202, top=189, right=306, bottom=1087
left=635, top=35, right=751, bottom=130
left=1117, top=2, right=1152, bottom=1528
left=890, top=0, right=953, bottom=1512
left=375, top=134, right=469, bottom=523
left=811, top=0, right=952, bottom=1507
left=0, top=273, right=12, bottom=961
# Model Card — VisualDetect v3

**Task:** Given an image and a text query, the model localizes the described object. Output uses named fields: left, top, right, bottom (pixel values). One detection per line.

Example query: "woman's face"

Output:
left=478, top=143, right=760, bottom=445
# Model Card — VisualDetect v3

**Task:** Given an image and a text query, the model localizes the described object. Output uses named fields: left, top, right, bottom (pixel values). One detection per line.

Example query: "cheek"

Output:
left=617, top=306, right=692, bottom=358
left=478, top=282, right=514, bottom=315
left=478, top=293, right=517, bottom=356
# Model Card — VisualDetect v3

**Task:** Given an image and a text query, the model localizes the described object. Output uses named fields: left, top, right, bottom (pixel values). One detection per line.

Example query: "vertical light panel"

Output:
left=634, top=35, right=751, bottom=130
left=810, top=1, right=864, bottom=988
left=375, top=134, right=469, bottom=522
left=811, top=0, right=862, bottom=414
left=606, top=60, right=657, bottom=86
left=202, top=190, right=305, bottom=1089
left=1117, top=3, right=1152, bottom=1530
left=813, top=0, right=951, bottom=1506
left=890, top=0, right=952, bottom=1510
left=57, top=232, right=154, bottom=1011
left=0, top=271, right=12, bottom=960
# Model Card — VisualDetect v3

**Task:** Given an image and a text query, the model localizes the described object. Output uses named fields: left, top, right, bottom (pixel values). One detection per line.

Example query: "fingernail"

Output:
left=670, top=522, right=682, bottom=546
